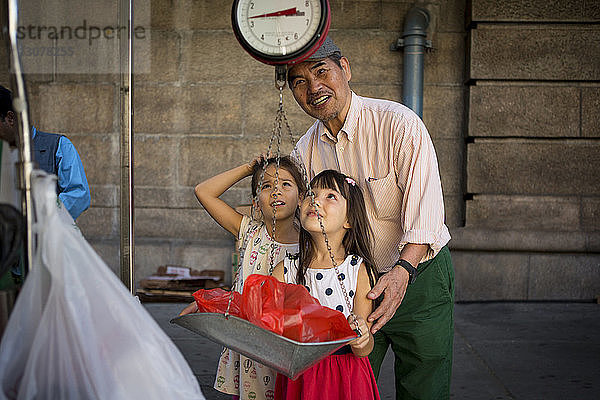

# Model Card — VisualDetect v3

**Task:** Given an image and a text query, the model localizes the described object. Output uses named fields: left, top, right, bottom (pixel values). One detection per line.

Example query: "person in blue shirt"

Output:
left=0, top=85, right=90, bottom=220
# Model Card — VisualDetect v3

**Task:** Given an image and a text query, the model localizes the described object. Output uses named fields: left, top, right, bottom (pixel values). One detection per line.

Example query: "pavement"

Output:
left=146, top=302, right=600, bottom=400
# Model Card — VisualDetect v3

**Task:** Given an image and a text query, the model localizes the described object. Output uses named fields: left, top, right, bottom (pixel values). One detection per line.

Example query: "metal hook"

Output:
left=275, top=64, right=287, bottom=89
left=275, top=65, right=287, bottom=110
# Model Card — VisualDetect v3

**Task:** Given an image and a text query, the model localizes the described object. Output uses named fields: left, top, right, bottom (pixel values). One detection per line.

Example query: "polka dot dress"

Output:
left=283, top=254, right=362, bottom=318
left=277, top=254, right=381, bottom=400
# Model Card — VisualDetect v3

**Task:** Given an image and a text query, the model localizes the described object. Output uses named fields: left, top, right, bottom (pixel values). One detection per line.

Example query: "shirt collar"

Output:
left=341, top=91, right=360, bottom=143
left=318, top=91, right=361, bottom=145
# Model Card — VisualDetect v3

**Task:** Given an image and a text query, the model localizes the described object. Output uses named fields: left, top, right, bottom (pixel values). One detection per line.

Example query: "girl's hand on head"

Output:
left=348, top=314, right=373, bottom=356
left=178, top=301, right=198, bottom=316
left=246, top=153, right=269, bottom=173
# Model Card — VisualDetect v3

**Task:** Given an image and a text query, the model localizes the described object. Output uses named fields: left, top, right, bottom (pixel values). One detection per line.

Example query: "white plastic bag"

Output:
left=0, top=171, right=205, bottom=400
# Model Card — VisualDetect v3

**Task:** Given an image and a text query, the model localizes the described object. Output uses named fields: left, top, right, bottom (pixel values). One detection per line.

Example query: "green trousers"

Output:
left=369, top=246, right=454, bottom=400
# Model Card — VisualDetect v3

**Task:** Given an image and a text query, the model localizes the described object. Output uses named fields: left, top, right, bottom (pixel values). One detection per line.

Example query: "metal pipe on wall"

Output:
left=4, top=0, right=34, bottom=276
left=392, top=6, right=431, bottom=118
left=118, top=0, right=135, bottom=294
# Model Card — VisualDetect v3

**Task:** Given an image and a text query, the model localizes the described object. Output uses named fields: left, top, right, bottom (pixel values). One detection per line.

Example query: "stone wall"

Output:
left=2, top=0, right=598, bottom=300
left=454, top=0, right=600, bottom=300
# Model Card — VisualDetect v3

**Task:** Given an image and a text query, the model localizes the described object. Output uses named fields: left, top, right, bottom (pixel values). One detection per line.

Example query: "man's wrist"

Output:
left=394, top=259, right=417, bottom=284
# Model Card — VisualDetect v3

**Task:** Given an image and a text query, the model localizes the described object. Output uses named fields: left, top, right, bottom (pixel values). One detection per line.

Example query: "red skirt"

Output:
left=275, top=353, right=380, bottom=400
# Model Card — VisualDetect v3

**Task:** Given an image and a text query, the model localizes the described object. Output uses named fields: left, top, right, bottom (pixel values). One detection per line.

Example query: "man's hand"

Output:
left=367, top=266, right=410, bottom=334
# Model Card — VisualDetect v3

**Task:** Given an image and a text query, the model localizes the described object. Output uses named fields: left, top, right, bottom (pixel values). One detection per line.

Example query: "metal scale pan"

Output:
left=171, top=313, right=356, bottom=380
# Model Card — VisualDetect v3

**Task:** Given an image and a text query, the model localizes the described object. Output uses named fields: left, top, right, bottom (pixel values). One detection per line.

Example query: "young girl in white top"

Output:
left=180, top=156, right=306, bottom=400
left=272, top=169, right=380, bottom=400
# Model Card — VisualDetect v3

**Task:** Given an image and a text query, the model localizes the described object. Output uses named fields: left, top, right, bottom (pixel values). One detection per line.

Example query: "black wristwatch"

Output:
left=395, top=259, right=417, bottom=284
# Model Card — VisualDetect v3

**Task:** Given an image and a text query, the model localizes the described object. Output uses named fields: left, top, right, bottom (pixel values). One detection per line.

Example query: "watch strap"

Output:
left=395, top=259, right=417, bottom=284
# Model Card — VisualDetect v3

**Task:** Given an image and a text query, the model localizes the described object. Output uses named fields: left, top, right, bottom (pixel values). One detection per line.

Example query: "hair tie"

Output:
left=345, top=177, right=356, bottom=186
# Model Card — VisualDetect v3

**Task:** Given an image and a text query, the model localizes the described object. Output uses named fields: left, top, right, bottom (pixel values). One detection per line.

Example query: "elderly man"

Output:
left=289, top=37, right=454, bottom=399
left=0, top=85, right=90, bottom=220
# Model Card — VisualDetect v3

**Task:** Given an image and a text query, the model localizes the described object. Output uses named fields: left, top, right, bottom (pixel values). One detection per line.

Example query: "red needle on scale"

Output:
left=249, top=7, right=298, bottom=18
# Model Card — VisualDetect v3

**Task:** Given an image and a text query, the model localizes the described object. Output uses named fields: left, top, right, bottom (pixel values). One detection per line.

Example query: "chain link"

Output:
left=268, top=107, right=283, bottom=275
left=312, top=202, right=360, bottom=335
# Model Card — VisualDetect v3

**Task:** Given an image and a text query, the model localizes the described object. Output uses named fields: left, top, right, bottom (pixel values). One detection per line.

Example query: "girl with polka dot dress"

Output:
left=180, top=156, right=306, bottom=400
left=272, top=169, right=381, bottom=400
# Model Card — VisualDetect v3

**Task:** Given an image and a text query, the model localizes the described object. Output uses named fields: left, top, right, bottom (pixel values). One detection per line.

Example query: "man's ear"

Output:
left=5, top=110, right=16, bottom=127
left=340, top=57, right=352, bottom=82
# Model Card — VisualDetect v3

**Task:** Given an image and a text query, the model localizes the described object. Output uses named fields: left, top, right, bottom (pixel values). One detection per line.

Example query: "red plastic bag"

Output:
left=192, top=275, right=356, bottom=343
left=242, top=275, right=356, bottom=343
left=281, top=282, right=356, bottom=343
left=193, top=288, right=243, bottom=318
left=240, top=273, right=285, bottom=334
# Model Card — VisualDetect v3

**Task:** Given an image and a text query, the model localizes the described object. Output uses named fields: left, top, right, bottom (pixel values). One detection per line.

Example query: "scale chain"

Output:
left=268, top=110, right=283, bottom=275
left=279, top=96, right=360, bottom=335
left=312, top=203, right=361, bottom=336
left=227, top=77, right=359, bottom=338
left=226, top=87, right=286, bottom=315
left=291, top=141, right=360, bottom=335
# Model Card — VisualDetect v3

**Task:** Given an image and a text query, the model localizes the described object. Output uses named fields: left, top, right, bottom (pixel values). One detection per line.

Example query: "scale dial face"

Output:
left=232, top=0, right=330, bottom=65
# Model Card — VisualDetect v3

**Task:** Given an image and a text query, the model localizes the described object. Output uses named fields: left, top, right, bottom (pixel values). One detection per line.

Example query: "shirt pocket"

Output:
left=364, top=171, right=402, bottom=220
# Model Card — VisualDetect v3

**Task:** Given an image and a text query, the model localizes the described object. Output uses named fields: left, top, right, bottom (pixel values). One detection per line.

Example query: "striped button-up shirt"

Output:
left=293, top=92, right=451, bottom=273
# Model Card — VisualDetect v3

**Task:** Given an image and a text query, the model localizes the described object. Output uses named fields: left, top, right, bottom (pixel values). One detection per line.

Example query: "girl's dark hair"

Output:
left=250, top=156, right=306, bottom=197
left=296, top=170, right=378, bottom=294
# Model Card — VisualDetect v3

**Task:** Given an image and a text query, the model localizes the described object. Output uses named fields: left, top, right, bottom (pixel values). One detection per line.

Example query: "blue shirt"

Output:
left=32, top=127, right=91, bottom=220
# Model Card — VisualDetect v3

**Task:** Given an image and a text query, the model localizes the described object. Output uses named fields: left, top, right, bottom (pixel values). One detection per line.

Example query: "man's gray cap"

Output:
left=307, top=36, right=342, bottom=60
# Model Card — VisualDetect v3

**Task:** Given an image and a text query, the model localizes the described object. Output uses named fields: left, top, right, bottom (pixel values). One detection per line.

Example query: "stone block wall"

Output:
left=2, top=0, right=597, bottom=300
left=2, top=0, right=467, bottom=289
left=455, top=0, right=600, bottom=300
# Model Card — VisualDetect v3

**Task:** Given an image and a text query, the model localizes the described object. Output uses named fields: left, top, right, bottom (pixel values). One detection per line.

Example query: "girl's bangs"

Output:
left=311, top=171, right=348, bottom=198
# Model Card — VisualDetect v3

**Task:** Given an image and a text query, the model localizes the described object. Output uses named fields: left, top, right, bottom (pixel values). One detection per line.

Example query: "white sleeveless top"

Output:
left=236, top=214, right=299, bottom=292
left=283, top=254, right=363, bottom=318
